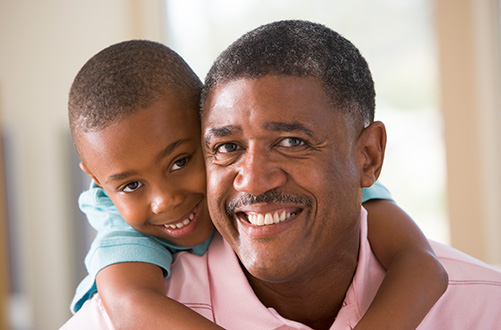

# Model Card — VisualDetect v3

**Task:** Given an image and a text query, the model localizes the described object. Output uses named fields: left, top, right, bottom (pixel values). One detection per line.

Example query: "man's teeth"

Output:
left=164, top=212, right=195, bottom=229
left=247, top=210, right=295, bottom=226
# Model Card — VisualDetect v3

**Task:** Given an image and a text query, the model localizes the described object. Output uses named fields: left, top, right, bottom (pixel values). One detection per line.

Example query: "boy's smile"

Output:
left=78, top=95, right=214, bottom=247
left=157, top=200, right=205, bottom=239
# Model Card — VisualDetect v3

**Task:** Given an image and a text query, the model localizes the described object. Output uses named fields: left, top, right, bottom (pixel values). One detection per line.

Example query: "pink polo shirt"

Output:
left=61, top=208, right=501, bottom=329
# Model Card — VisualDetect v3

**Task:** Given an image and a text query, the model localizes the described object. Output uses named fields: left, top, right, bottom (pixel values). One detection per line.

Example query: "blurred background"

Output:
left=0, top=0, right=500, bottom=329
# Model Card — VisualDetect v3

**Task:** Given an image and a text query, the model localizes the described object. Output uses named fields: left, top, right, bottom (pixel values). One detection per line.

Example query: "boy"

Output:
left=66, top=39, right=447, bottom=329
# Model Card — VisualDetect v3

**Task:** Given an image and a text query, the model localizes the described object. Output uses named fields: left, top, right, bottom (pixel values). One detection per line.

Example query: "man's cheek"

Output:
left=208, top=167, right=228, bottom=190
left=206, top=169, right=229, bottom=212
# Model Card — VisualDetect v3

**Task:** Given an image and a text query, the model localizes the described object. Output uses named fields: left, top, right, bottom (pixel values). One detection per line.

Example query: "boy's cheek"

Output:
left=109, top=198, right=143, bottom=227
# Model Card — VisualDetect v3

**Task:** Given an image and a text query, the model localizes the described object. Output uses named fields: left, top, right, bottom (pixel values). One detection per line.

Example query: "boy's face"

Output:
left=78, top=96, right=213, bottom=247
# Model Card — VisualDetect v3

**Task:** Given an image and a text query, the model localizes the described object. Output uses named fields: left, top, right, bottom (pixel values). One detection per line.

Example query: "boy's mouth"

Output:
left=163, top=211, right=195, bottom=229
left=156, top=201, right=207, bottom=240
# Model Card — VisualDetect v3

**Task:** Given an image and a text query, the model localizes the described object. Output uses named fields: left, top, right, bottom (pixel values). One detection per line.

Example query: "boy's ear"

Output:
left=79, top=161, right=102, bottom=186
left=356, top=121, right=386, bottom=188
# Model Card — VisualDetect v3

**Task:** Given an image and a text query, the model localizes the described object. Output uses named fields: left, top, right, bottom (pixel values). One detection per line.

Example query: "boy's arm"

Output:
left=355, top=199, right=448, bottom=330
left=97, top=262, right=223, bottom=330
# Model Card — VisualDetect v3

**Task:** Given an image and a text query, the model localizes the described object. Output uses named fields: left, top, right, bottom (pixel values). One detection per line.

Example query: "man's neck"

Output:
left=243, top=237, right=360, bottom=330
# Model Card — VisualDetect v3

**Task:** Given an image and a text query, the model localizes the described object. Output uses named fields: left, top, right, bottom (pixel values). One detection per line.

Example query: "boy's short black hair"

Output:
left=201, top=20, right=375, bottom=126
left=69, top=40, right=202, bottom=140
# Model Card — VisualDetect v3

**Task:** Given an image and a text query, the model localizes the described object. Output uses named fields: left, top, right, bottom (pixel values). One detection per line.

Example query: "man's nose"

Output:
left=151, top=186, right=183, bottom=214
left=233, top=145, right=287, bottom=196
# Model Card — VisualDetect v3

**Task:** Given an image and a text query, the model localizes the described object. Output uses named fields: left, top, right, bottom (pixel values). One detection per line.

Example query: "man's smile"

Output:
left=237, top=209, right=301, bottom=226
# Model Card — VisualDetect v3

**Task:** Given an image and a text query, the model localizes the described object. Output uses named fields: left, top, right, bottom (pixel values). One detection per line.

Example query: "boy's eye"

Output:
left=215, top=142, right=240, bottom=154
left=171, top=156, right=190, bottom=171
left=277, top=137, right=305, bottom=147
left=121, top=181, right=143, bottom=193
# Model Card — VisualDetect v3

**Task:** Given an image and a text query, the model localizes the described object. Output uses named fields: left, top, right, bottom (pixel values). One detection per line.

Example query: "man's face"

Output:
left=202, top=75, right=365, bottom=283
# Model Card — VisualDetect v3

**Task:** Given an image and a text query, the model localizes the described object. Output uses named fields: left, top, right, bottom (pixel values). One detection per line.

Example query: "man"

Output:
left=196, top=20, right=501, bottom=329
left=200, top=20, right=383, bottom=329
left=63, top=20, right=501, bottom=329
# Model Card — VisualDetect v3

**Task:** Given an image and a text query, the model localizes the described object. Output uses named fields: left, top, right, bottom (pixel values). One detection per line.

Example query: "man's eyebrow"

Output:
left=263, top=121, right=314, bottom=137
left=106, top=139, right=188, bottom=184
left=204, top=125, right=241, bottom=147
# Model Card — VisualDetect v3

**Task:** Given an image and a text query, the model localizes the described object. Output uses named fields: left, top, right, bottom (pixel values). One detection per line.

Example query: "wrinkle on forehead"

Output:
left=262, top=121, right=314, bottom=137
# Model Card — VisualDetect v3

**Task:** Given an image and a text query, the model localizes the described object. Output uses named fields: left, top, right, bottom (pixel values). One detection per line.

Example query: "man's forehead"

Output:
left=203, top=76, right=332, bottom=116
left=206, top=74, right=326, bottom=100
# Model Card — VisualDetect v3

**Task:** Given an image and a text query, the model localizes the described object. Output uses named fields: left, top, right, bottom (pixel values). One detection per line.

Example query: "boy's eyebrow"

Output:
left=106, top=139, right=189, bottom=184
left=106, top=171, right=138, bottom=184
left=155, top=139, right=189, bottom=163
left=204, top=125, right=241, bottom=147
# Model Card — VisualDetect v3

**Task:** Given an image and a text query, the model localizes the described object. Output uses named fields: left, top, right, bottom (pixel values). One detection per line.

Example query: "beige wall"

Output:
left=0, top=0, right=500, bottom=329
left=1, top=115, right=9, bottom=330
left=0, top=1, right=165, bottom=328
left=435, top=0, right=501, bottom=264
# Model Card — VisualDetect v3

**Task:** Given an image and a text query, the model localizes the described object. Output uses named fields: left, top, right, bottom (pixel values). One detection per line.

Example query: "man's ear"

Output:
left=356, top=121, right=386, bottom=188
left=79, top=161, right=102, bottom=187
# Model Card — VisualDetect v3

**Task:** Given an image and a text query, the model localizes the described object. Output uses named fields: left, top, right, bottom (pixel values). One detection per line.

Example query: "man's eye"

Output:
left=121, top=181, right=143, bottom=193
left=171, top=157, right=190, bottom=171
left=277, top=137, right=305, bottom=147
left=215, top=142, right=240, bottom=154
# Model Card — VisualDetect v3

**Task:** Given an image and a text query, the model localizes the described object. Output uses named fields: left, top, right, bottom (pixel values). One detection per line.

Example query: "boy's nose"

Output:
left=151, top=190, right=182, bottom=214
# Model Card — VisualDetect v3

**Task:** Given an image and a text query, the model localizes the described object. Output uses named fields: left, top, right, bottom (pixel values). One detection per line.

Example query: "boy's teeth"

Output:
left=247, top=210, right=295, bottom=226
left=164, top=212, right=195, bottom=229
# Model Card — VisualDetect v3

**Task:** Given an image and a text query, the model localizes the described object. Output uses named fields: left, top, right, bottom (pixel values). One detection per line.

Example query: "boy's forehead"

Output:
left=77, top=98, right=201, bottom=160
left=76, top=88, right=199, bottom=130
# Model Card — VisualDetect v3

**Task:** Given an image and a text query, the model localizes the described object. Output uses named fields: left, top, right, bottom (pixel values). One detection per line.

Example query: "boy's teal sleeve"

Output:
left=70, top=181, right=212, bottom=313
left=70, top=229, right=174, bottom=314
left=362, top=180, right=393, bottom=203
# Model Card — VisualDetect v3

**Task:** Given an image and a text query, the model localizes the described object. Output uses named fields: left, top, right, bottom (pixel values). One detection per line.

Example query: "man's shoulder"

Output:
left=164, top=232, right=235, bottom=323
left=59, top=294, right=114, bottom=329
left=431, top=240, right=501, bottom=281
left=419, top=241, right=501, bottom=329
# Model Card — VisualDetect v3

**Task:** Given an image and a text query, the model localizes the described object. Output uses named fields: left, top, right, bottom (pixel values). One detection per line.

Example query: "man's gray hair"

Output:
left=201, top=20, right=375, bottom=126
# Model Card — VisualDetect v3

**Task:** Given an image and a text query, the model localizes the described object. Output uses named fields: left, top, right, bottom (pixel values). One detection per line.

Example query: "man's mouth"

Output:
left=227, top=191, right=311, bottom=228
left=238, top=210, right=300, bottom=226
left=163, top=210, right=195, bottom=229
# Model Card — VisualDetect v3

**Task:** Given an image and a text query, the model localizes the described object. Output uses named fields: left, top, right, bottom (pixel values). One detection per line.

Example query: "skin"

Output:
left=73, top=78, right=447, bottom=329
left=78, top=96, right=214, bottom=247
left=77, top=95, right=221, bottom=329
left=202, top=75, right=388, bottom=329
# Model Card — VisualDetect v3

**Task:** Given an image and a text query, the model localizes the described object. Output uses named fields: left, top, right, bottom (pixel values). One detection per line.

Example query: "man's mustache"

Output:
left=226, top=190, right=312, bottom=218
